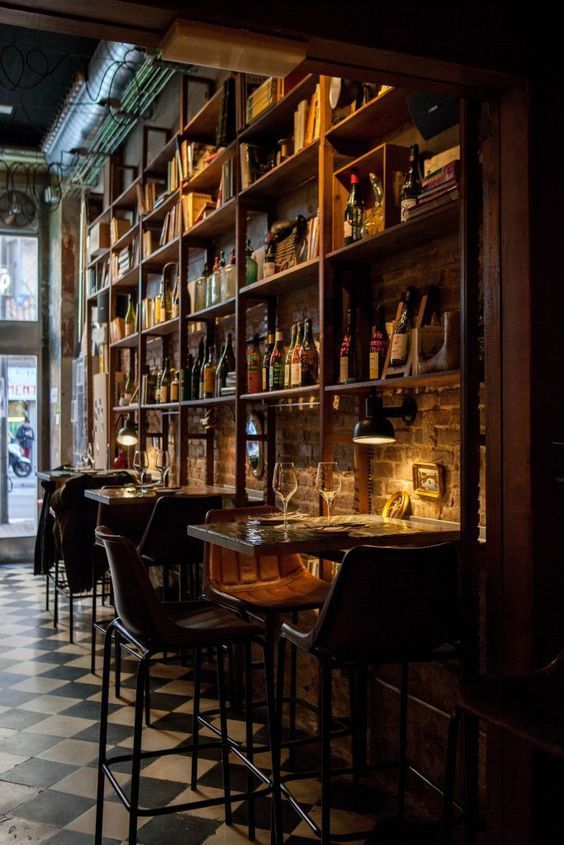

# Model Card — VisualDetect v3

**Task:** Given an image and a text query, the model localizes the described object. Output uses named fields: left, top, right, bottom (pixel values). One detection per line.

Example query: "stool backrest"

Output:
left=95, top=525, right=172, bottom=641
left=138, top=495, right=223, bottom=563
left=204, top=505, right=305, bottom=588
left=310, top=543, right=459, bottom=662
left=96, top=500, right=155, bottom=546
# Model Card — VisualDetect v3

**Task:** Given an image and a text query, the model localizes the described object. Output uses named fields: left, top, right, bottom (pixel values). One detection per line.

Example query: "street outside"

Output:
left=0, top=473, right=36, bottom=538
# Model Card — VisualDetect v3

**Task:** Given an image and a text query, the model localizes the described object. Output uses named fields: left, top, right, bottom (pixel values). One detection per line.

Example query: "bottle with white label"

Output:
left=389, top=289, right=414, bottom=367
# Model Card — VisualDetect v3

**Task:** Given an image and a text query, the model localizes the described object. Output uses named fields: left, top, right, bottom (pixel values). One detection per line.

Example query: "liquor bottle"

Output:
left=192, top=337, right=205, bottom=400
left=159, top=357, right=170, bottom=403
left=264, top=231, right=276, bottom=277
left=218, top=251, right=226, bottom=303
left=163, top=272, right=172, bottom=319
left=389, top=288, right=414, bottom=367
left=182, top=353, right=194, bottom=401
left=147, top=366, right=157, bottom=404
left=222, top=249, right=236, bottom=300
left=194, top=262, right=208, bottom=312
left=291, top=320, right=304, bottom=387
left=245, top=239, right=258, bottom=285
left=369, top=306, right=388, bottom=380
left=223, top=331, right=236, bottom=373
left=400, top=144, right=421, bottom=222
left=299, top=318, right=319, bottom=386
left=208, top=255, right=221, bottom=307
left=284, top=322, right=297, bottom=388
left=199, top=338, right=209, bottom=398
left=339, top=308, right=357, bottom=383
left=171, top=276, right=179, bottom=319
left=344, top=170, right=364, bottom=245
left=215, top=344, right=227, bottom=395
left=202, top=345, right=216, bottom=399
left=262, top=328, right=275, bottom=392
left=269, top=324, right=285, bottom=390
left=247, top=334, right=262, bottom=393
left=124, top=294, right=136, bottom=336
left=170, top=369, right=179, bottom=402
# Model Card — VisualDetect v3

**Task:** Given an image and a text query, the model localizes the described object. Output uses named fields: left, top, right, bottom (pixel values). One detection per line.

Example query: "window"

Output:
left=0, top=234, right=39, bottom=322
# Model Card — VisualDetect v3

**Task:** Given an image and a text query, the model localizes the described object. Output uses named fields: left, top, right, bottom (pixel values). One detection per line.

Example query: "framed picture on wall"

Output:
left=412, top=461, right=445, bottom=500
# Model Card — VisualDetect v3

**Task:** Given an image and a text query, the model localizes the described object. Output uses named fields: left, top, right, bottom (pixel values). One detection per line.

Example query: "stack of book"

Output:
left=159, top=205, right=182, bottom=246
left=181, top=192, right=214, bottom=230
left=141, top=177, right=167, bottom=215
left=220, top=157, right=235, bottom=204
left=111, top=236, right=139, bottom=280
left=306, top=213, right=320, bottom=260
left=406, top=147, right=460, bottom=221
left=167, top=156, right=180, bottom=193
left=246, top=77, right=283, bottom=124
left=111, top=216, right=133, bottom=244
left=239, top=143, right=274, bottom=190
left=216, top=77, right=237, bottom=147
left=293, top=84, right=321, bottom=153
left=143, top=230, right=159, bottom=258
left=181, top=141, right=217, bottom=181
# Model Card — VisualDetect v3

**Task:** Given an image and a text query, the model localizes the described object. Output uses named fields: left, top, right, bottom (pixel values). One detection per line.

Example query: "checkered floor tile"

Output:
left=0, top=564, right=418, bottom=844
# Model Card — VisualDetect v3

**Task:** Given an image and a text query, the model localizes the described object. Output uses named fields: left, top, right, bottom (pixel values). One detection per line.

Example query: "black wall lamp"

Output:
left=352, top=391, right=417, bottom=445
left=116, top=416, right=138, bottom=447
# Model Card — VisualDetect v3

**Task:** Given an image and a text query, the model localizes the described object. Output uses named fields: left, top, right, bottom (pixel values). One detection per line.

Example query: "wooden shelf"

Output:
left=184, top=140, right=237, bottom=195
left=240, top=141, right=319, bottom=202
left=88, top=207, right=111, bottom=231
left=112, top=265, right=139, bottom=288
left=240, top=385, right=320, bottom=402
left=183, top=198, right=236, bottom=244
left=87, top=249, right=110, bottom=269
left=184, top=87, right=222, bottom=141
left=145, top=133, right=177, bottom=174
left=110, top=333, right=139, bottom=349
left=181, top=395, right=236, bottom=407
left=142, top=317, right=179, bottom=337
left=325, top=88, right=410, bottom=156
left=112, top=404, right=139, bottom=413
left=328, top=203, right=459, bottom=265
left=111, top=222, right=139, bottom=252
left=325, top=371, right=460, bottom=394
left=87, top=285, right=110, bottom=302
left=142, top=189, right=180, bottom=224
left=240, top=74, right=318, bottom=142
left=240, top=258, right=319, bottom=299
left=112, top=177, right=140, bottom=210
left=142, top=237, right=180, bottom=267
left=140, top=402, right=180, bottom=412
left=187, top=297, right=236, bottom=321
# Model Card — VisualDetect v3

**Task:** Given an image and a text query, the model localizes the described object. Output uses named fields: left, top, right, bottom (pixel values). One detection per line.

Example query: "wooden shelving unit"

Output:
left=84, top=70, right=462, bottom=506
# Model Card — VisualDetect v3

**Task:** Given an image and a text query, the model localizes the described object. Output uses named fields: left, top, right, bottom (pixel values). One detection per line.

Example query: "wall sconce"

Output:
left=160, top=19, right=306, bottom=77
left=116, top=416, right=138, bottom=447
left=352, top=391, right=417, bottom=445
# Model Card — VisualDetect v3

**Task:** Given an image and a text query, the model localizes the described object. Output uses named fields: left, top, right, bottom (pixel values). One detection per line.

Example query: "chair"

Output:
left=48, top=471, right=131, bottom=642
left=94, top=526, right=277, bottom=845
left=442, top=648, right=564, bottom=844
left=138, top=494, right=223, bottom=600
left=274, top=542, right=460, bottom=845
left=203, top=504, right=330, bottom=742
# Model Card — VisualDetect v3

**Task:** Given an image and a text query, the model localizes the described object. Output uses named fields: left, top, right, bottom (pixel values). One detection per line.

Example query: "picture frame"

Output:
left=412, top=460, right=445, bottom=500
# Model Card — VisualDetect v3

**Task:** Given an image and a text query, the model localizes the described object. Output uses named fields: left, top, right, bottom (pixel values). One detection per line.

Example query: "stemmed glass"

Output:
left=272, top=461, right=298, bottom=533
left=316, top=462, right=341, bottom=523
left=82, top=442, right=94, bottom=470
left=155, top=449, right=170, bottom=486
left=133, top=450, right=149, bottom=486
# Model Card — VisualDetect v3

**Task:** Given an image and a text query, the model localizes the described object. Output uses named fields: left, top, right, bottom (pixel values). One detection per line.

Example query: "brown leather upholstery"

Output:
left=282, top=542, right=460, bottom=663
left=96, top=500, right=155, bottom=546
left=204, top=505, right=330, bottom=614
left=139, top=495, right=223, bottom=570
left=95, top=526, right=262, bottom=648
left=458, top=650, right=564, bottom=760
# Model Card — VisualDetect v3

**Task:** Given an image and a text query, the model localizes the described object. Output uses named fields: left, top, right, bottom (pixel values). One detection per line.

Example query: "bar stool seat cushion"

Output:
left=156, top=600, right=264, bottom=648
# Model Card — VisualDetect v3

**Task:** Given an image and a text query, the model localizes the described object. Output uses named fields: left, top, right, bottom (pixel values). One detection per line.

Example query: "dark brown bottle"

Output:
left=389, top=288, right=414, bottom=367
left=269, top=325, right=285, bottom=390
left=262, top=328, right=275, bottom=392
left=400, top=144, right=421, bottom=222
left=299, top=318, right=318, bottom=386
left=339, top=308, right=357, bottom=383
left=223, top=331, right=236, bottom=373
left=369, top=306, right=388, bottom=381
left=192, top=337, right=205, bottom=399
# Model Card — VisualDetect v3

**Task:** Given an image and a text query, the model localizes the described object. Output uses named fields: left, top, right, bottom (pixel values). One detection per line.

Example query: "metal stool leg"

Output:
left=95, top=623, right=114, bottom=845
left=114, top=631, right=121, bottom=698
left=442, top=708, right=461, bottom=845
left=53, top=560, right=59, bottom=628
left=463, top=712, right=479, bottom=845
left=272, top=637, right=287, bottom=845
left=320, top=661, right=332, bottom=845
left=68, top=592, right=74, bottom=644
left=190, top=648, right=202, bottom=789
left=127, top=655, right=148, bottom=845
left=244, top=641, right=256, bottom=841
left=45, top=573, right=50, bottom=611
left=216, top=646, right=232, bottom=824
left=288, top=611, right=299, bottom=769
left=398, top=661, right=409, bottom=822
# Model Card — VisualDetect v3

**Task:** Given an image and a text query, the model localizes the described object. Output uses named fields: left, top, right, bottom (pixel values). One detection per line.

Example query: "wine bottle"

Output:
left=245, top=239, right=258, bottom=285
left=291, top=321, right=303, bottom=387
left=215, top=344, right=227, bottom=395
left=262, top=328, right=275, bottom=391
left=223, top=331, right=236, bottom=373
left=199, top=338, right=209, bottom=398
left=269, top=325, right=285, bottom=390
left=369, top=306, right=388, bottom=380
left=264, top=231, right=276, bottom=277
left=182, top=353, right=194, bottom=401
left=163, top=273, right=172, bottom=319
left=194, top=262, right=208, bottom=312
left=389, top=288, right=414, bottom=367
left=344, top=170, right=364, bottom=245
left=171, top=275, right=179, bottom=319
left=202, top=345, right=216, bottom=398
left=222, top=249, right=236, bottom=300
left=170, top=369, right=179, bottom=402
left=299, top=318, right=319, bottom=386
left=209, top=255, right=221, bottom=306
left=400, top=144, right=421, bottom=222
left=339, top=308, right=357, bottom=383
left=192, top=337, right=205, bottom=400
left=219, top=250, right=226, bottom=302
left=159, top=357, right=170, bottom=403
left=284, top=322, right=297, bottom=388
left=247, top=335, right=262, bottom=393
left=124, top=294, right=136, bottom=336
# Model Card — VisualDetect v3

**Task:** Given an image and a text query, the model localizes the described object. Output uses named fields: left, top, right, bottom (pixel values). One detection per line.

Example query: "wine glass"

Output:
left=133, top=450, right=149, bottom=486
left=82, top=442, right=94, bottom=470
left=272, top=461, right=298, bottom=533
left=155, top=449, right=170, bottom=486
left=316, top=462, right=341, bottom=523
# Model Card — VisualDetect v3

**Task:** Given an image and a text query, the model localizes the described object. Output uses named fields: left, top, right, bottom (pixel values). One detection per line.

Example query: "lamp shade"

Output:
left=352, top=393, right=397, bottom=445
left=160, top=20, right=306, bottom=77
left=116, top=418, right=138, bottom=447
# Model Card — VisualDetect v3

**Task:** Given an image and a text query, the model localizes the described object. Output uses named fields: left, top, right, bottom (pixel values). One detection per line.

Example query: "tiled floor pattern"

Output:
left=0, top=564, right=432, bottom=844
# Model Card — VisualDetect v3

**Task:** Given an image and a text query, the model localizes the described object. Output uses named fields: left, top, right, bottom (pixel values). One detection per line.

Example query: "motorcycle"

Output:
left=8, top=438, right=32, bottom=477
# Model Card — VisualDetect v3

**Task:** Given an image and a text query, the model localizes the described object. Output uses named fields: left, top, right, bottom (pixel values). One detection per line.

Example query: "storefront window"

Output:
left=0, top=234, right=39, bottom=322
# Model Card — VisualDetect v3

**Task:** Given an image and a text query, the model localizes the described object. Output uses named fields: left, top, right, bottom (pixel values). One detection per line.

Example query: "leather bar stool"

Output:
left=203, top=504, right=330, bottom=749
left=138, top=494, right=222, bottom=600
left=273, top=542, right=460, bottom=845
left=95, top=526, right=277, bottom=845
left=442, top=648, right=564, bottom=844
